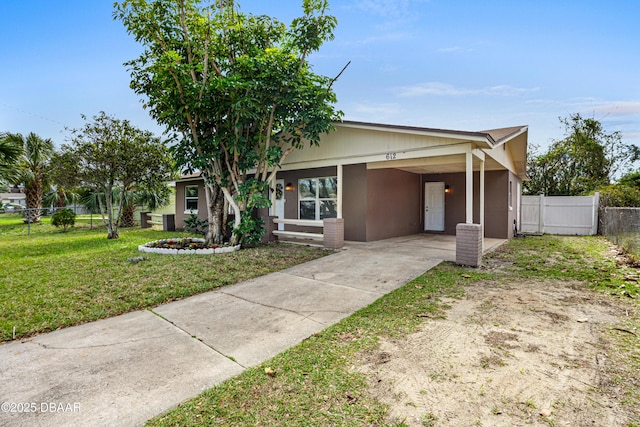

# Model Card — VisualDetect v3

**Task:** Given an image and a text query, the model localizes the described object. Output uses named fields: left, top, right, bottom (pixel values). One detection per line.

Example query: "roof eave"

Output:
left=337, top=120, right=495, bottom=148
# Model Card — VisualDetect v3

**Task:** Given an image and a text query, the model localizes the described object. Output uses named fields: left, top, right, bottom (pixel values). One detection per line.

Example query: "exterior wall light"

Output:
left=285, top=182, right=294, bottom=191
left=445, top=185, right=451, bottom=193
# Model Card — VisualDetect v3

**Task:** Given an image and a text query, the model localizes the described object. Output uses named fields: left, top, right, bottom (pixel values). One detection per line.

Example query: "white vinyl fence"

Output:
left=520, top=193, right=599, bottom=235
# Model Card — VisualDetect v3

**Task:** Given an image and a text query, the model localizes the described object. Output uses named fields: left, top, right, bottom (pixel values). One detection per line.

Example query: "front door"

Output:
left=424, top=182, right=445, bottom=232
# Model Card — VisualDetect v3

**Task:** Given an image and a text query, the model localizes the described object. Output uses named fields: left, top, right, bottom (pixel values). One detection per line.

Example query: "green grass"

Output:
left=145, top=235, right=640, bottom=427
left=0, top=216, right=329, bottom=341
left=496, top=235, right=640, bottom=298
left=0, top=212, right=100, bottom=234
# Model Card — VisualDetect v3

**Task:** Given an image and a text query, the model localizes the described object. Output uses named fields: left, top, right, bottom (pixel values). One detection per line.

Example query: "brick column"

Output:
left=323, top=218, right=344, bottom=250
left=162, top=214, right=175, bottom=232
left=140, top=212, right=151, bottom=229
left=456, top=223, right=483, bottom=267
left=261, top=215, right=278, bottom=244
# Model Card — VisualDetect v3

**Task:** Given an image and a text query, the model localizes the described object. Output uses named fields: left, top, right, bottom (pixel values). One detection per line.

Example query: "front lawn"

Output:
left=145, top=235, right=640, bottom=426
left=0, top=221, right=328, bottom=341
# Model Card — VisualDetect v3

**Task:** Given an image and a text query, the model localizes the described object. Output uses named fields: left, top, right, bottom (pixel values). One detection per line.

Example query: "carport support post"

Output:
left=323, top=218, right=344, bottom=250
left=337, top=163, right=343, bottom=219
left=456, top=223, right=483, bottom=267
left=465, top=151, right=473, bottom=223
left=479, top=156, right=485, bottom=252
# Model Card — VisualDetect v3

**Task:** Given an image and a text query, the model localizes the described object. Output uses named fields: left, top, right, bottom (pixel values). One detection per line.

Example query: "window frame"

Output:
left=298, top=176, right=338, bottom=221
left=184, top=185, right=199, bottom=214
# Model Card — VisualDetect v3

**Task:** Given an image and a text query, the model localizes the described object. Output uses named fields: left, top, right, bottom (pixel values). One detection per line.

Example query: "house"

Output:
left=174, top=120, right=528, bottom=248
left=0, top=190, right=26, bottom=210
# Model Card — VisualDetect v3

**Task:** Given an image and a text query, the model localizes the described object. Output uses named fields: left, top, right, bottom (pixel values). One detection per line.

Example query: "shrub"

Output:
left=184, top=213, right=208, bottom=236
left=51, top=208, right=76, bottom=232
left=233, top=215, right=265, bottom=247
left=598, top=184, right=640, bottom=208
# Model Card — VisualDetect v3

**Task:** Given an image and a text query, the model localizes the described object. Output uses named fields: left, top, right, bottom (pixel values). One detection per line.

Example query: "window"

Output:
left=185, top=185, right=199, bottom=213
left=298, top=177, right=337, bottom=220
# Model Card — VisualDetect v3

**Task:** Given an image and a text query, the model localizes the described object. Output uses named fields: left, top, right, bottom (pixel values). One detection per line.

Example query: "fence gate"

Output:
left=521, top=193, right=599, bottom=235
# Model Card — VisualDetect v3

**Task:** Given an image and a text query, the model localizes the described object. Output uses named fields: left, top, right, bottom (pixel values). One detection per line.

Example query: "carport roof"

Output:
left=340, top=120, right=527, bottom=147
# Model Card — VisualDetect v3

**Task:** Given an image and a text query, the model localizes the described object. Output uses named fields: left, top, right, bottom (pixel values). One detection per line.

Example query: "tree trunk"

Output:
left=119, top=203, right=136, bottom=228
left=211, top=188, right=225, bottom=244
left=204, top=182, right=225, bottom=245
left=24, top=178, right=43, bottom=223
left=221, top=186, right=242, bottom=246
left=104, top=185, right=119, bottom=239
left=56, top=189, right=66, bottom=209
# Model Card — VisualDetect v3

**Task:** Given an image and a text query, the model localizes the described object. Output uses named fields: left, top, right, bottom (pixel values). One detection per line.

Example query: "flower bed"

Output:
left=139, top=238, right=241, bottom=255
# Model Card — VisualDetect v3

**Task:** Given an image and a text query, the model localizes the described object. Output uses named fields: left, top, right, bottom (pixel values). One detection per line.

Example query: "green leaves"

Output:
left=525, top=113, right=638, bottom=196
left=115, top=0, right=342, bottom=245
left=68, top=112, right=176, bottom=238
left=0, top=133, right=24, bottom=182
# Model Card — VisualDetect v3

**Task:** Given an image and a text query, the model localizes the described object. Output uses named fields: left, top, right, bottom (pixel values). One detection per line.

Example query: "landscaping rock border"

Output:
left=138, top=238, right=241, bottom=255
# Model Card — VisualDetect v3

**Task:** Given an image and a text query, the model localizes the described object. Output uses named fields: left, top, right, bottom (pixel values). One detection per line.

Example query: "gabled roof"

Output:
left=340, top=121, right=528, bottom=150
left=175, top=121, right=529, bottom=180
left=340, top=120, right=498, bottom=146
left=480, top=126, right=528, bottom=145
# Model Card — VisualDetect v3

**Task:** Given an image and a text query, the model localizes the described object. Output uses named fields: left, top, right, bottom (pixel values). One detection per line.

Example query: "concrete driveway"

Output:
left=0, top=234, right=505, bottom=427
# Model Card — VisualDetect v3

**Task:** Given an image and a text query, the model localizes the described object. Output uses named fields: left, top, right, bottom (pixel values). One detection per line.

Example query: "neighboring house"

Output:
left=174, top=120, right=528, bottom=242
left=0, top=192, right=26, bottom=209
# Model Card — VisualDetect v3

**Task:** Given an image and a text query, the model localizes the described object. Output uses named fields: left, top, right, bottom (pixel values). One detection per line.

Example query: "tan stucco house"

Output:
left=174, top=120, right=528, bottom=244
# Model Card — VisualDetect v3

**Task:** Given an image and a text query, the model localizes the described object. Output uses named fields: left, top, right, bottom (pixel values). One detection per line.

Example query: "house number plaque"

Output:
left=385, top=152, right=397, bottom=160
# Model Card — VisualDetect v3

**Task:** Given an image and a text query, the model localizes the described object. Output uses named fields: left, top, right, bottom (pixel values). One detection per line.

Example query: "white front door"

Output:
left=424, top=182, right=445, bottom=232
left=275, top=179, right=285, bottom=230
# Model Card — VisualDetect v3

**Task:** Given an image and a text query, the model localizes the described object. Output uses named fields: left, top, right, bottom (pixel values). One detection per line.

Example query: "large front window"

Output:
left=185, top=185, right=199, bottom=213
left=298, top=177, right=337, bottom=220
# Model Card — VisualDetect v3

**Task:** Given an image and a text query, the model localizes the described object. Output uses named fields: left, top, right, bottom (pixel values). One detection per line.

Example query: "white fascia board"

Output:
left=279, top=141, right=474, bottom=171
left=337, top=121, right=493, bottom=147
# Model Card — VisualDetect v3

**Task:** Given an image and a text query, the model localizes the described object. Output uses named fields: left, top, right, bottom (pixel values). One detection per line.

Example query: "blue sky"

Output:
left=1, top=0, right=639, bottom=153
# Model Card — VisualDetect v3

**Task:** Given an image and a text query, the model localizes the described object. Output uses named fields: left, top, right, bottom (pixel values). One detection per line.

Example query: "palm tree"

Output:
left=8, top=133, right=54, bottom=223
left=0, top=133, right=23, bottom=183
left=118, top=185, right=173, bottom=228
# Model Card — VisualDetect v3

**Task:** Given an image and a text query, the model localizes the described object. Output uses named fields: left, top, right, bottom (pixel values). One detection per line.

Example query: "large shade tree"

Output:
left=2, top=132, right=54, bottom=222
left=525, top=114, right=640, bottom=196
left=114, top=0, right=344, bottom=246
left=45, top=149, right=81, bottom=209
left=67, top=112, right=175, bottom=239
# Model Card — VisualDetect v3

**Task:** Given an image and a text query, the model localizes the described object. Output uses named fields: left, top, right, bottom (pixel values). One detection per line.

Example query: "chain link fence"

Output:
left=0, top=206, right=98, bottom=234
left=601, top=207, right=640, bottom=257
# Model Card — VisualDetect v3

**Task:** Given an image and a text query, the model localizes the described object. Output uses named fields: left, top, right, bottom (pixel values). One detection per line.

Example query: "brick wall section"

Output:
left=261, top=215, right=278, bottom=244
left=140, top=212, right=151, bottom=229
left=323, top=218, right=344, bottom=250
left=456, top=223, right=483, bottom=267
left=162, top=214, right=175, bottom=232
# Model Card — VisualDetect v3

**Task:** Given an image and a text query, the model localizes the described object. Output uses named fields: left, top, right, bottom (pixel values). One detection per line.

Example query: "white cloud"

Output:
left=351, top=0, right=415, bottom=18
left=351, top=102, right=402, bottom=116
left=394, top=82, right=539, bottom=98
left=582, top=101, right=640, bottom=118
left=436, top=46, right=473, bottom=53
left=342, top=31, right=414, bottom=46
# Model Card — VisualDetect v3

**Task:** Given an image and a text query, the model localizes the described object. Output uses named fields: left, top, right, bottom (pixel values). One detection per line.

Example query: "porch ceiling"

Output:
left=368, top=154, right=503, bottom=174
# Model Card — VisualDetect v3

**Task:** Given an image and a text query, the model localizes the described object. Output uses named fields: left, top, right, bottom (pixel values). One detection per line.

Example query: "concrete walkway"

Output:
left=0, top=234, right=505, bottom=427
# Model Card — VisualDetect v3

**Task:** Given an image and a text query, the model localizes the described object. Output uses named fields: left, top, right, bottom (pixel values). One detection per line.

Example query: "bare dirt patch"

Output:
left=357, top=279, right=636, bottom=426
